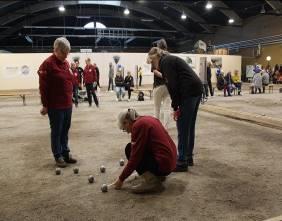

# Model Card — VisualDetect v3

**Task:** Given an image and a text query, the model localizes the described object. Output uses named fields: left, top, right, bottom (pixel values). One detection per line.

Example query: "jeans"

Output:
left=234, top=82, right=241, bottom=92
left=108, top=78, right=114, bottom=91
left=85, top=83, right=99, bottom=106
left=73, top=85, right=79, bottom=105
left=48, top=108, right=72, bottom=159
left=125, top=143, right=169, bottom=176
left=115, top=86, right=125, bottom=100
left=176, top=96, right=201, bottom=165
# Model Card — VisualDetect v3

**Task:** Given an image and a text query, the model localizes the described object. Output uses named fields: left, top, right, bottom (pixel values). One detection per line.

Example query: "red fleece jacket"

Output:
left=119, top=116, right=177, bottom=181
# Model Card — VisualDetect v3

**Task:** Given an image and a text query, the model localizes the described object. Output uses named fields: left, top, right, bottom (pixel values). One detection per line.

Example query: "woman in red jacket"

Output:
left=83, top=58, right=99, bottom=107
left=113, top=109, right=177, bottom=193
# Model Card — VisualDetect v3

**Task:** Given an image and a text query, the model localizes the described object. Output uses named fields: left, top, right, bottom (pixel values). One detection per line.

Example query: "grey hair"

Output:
left=117, top=108, right=139, bottom=130
left=53, top=37, right=71, bottom=52
left=146, top=47, right=168, bottom=64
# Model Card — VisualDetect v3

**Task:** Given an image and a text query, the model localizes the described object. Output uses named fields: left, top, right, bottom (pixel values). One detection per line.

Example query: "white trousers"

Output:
left=153, top=85, right=171, bottom=128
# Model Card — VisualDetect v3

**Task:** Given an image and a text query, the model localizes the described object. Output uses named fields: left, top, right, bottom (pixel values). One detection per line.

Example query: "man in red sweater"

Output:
left=83, top=58, right=99, bottom=107
left=113, top=109, right=177, bottom=193
left=38, top=37, right=77, bottom=168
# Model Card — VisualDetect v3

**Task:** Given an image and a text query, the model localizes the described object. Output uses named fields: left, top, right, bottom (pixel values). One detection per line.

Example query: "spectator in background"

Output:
left=84, top=58, right=99, bottom=107
left=273, top=64, right=279, bottom=84
left=37, top=37, right=77, bottom=168
left=278, top=66, right=282, bottom=83
left=74, top=60, right=84, bottom=89
left=71, top=62, right=80, bottom=107
left=224, top=71, right=233, bottom=97
left=151, top=38, right=171, bottom=128
left=115, top=71, right=125, bottom=101
left=262, top=69, right=270, bottom=93
left=206, top=62, right=213, bottom=96
left=124, top=71, right=134, bottom=101
left=138, top=67, right=143, bottom=87
left=94, top=63, right=100, bottom=88
left=232, top=70, right=242, bottom=95
left=108, top=62, right=114, bottom=91
left=252, top=66, right=262, bottom=94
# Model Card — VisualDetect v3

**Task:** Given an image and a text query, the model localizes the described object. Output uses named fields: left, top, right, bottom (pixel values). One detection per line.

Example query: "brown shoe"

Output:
left=55, top=157, right=67, bottom=168
left=64, top=154, right=77, bottom=164
left=131, top=172, right=163, bottom=194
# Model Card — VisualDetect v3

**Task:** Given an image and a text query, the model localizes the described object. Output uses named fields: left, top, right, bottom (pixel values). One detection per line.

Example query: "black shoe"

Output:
left=173, top=165, right=188, bottom=172
left=188, top=158, right=194, bottom=166
left=64, top=154, right=77, bottom=164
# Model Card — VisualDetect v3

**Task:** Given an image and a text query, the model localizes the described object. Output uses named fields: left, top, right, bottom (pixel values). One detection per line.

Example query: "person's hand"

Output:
left=153, top=70, right=162, bottom=78
left=173, top=109, right=180, bottom=121
left=113, top=178, right=123, bottom=190
left=40, top=107, right=48, bottom=116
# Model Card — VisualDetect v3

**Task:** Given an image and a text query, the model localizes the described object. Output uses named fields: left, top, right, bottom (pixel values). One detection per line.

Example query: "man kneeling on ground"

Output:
left=113, top=109, right=177, bottom=193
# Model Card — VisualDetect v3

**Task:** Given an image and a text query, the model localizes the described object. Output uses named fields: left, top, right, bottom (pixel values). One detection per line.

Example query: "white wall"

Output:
left=0, top=52, right=241, bottom=90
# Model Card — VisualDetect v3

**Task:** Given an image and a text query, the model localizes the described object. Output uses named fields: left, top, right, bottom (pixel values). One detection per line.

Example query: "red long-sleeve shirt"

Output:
left=71, top=68, right=80, bottom=86
left=119, top=116, right=177, bottom=182
left=38, top=54, right=73, bottom=109
left=83, top=64, right=97, bottom=84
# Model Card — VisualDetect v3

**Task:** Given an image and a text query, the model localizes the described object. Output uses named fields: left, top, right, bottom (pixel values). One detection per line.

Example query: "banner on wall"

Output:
left=2, top=65, right=31, bottom=79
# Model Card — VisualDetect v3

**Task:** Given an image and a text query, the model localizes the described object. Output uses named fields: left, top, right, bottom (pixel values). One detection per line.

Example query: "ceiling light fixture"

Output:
left=205, top=2, right=213, bottom=10
left=181, top=12, right=187, bottom=20
left=124, top=7, right=130, bottom=15
left=228, top=18, right=234, bottom=24
left=58, top=5, right=65, bottom=12
left=260, top=5, right=266, bottom=14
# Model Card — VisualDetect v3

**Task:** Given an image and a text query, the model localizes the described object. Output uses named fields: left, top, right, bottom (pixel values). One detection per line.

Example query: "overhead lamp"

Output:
left=205, top=2, right=213, bottom=10
left=228, top=18, right=234, bottom=24
left=124, top=7, right=130, bottom=15
left=58, top=5, right=65, bottom=12
left=266, top=56, right=271, bottom=61
left=181, top=12, right=187, bottom=20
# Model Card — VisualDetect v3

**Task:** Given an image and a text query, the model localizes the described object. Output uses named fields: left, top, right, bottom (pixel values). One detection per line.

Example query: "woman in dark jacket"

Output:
left=115, top=71, right=125, bottom=101
left=147, top=47, right=203, bottom=172
left=124, top=71, right=134, bottom=101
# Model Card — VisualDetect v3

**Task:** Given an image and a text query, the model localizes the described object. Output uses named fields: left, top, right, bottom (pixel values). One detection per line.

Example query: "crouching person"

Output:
left=113, top=109, right=177, bottom=193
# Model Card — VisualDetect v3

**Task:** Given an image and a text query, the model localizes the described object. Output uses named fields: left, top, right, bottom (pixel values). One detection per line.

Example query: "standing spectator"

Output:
left=83, top=58, right=99, bottom=107
left=115, top=71, right=125, bottom=101
left=147, top=47, right=203, bottom=172
left=151, top=38, right=171, bottom=128
left=71, top=62, right=80, bottom=107
left=108, top=62, right=114, bottom=91
left=124, top=71, right=134, bottom=101
left=138, top=67, right=143, bottom=87
left=262, top=69, right=270, bottom=93
left=252, top=66, right=262, bottom=94
left=224, top=72, right=233, bottom=97
left=232, top=70, right=242, bottom=95
left=74, top=59, right=84, bottom=89
left=94, top=63, right=100, bottom=88
left=273, top=64, right=279, bottom=84
left=37, top=37, right=77, bottom=168
left=206, top=62, right=213, bottom=96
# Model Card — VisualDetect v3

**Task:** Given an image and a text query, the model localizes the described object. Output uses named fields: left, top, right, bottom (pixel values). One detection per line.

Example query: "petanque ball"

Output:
left=88, top=175, right=94, bottom=183
left=73, top=167, right=79, bottom=174
left=100, top=165, right=106, bottom=173
left=55, top=168, right=61, bottom=175
left=119, top=159, right=125, bottom=166
left=101, top=184, right=108, bottom=192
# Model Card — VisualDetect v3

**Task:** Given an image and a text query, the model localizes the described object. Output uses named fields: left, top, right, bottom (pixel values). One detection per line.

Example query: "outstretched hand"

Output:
left=112, top=178, right=123, bottom=190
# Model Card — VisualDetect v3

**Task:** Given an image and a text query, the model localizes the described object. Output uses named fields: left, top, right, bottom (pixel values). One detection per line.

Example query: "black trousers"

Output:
left=125, top=143, right=169, bottom=176
left=85, top=83, right=99, bottom=106
left=73, top=85, right=79, bottom=105
left=139, top=76, right=142, bottom=87
left=125, top=86, right=133, bottom=99
left=207, top=79, right=213, bottom=96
